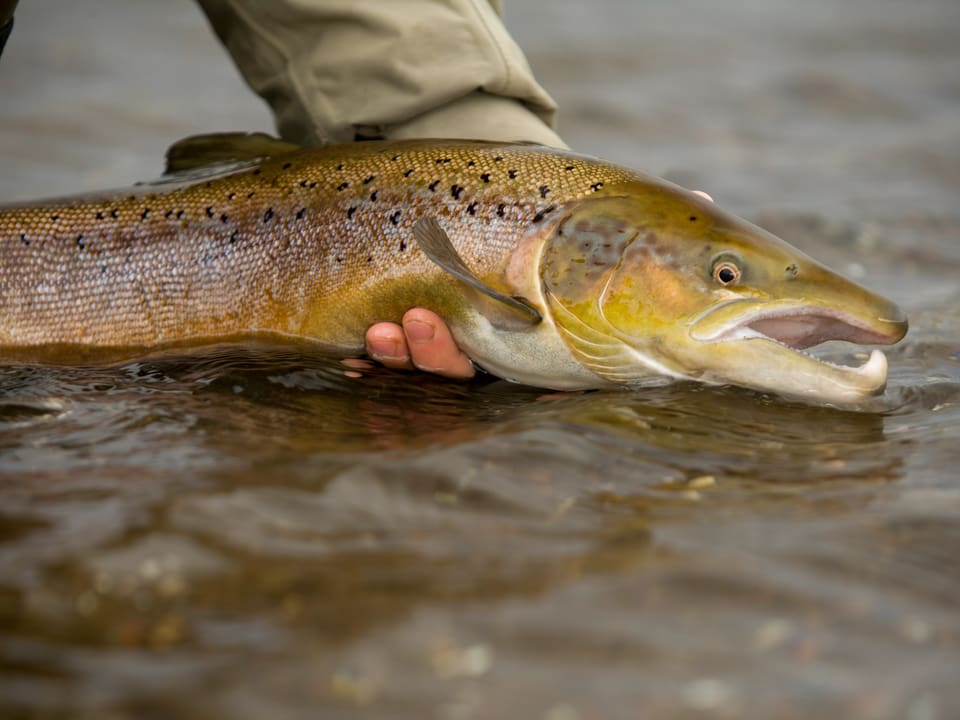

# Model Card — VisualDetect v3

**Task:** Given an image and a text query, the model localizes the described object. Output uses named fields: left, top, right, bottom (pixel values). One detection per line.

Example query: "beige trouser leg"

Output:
left=196, top=0, right=566, bottom=148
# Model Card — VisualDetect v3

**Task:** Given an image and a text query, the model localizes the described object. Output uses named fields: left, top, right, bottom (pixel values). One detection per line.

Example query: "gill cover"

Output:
left=541, top=196, right=693, bottom=384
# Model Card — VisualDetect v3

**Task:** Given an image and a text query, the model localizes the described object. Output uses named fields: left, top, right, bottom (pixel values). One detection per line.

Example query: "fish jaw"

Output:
left=677, top=297, right=908, bottom=403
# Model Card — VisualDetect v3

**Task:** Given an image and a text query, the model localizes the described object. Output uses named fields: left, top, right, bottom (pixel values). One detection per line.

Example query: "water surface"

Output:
left=2, top=1, right=959, bottom=718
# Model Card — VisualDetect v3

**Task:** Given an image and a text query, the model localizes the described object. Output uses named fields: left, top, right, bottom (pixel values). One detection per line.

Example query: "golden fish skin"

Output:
left=0, top=139, right=626, bottom=360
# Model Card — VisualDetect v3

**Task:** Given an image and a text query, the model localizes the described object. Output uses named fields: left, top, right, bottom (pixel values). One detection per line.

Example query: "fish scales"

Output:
left=0, top=140, right=634, bottom=354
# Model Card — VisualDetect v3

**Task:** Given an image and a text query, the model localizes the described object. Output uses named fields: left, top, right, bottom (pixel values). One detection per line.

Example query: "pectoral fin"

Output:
left=413, top=217, right=542, bottom=326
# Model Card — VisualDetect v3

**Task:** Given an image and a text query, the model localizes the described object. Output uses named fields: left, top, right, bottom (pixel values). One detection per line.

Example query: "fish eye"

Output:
left=711, top=256, right=742, bottom=286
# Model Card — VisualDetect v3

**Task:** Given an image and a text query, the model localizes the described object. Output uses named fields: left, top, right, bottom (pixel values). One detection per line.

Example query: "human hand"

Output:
left=362, top=308, right=475, bottom=379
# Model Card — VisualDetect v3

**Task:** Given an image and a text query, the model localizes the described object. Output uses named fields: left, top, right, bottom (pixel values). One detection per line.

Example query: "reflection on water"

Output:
left=2, top=308, right=958, bottom=718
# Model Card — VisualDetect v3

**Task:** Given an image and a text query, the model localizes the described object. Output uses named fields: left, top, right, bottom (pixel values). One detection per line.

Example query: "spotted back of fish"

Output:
left=0, top=140, right=640, bottom=355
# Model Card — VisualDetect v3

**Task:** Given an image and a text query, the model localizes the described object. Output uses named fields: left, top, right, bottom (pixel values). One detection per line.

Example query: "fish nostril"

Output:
left=784, top=264, right=799, bottom=279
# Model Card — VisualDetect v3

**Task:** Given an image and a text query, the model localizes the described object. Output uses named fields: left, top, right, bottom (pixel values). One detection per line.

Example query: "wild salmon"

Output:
left=0, top=134, right=907, bottom=402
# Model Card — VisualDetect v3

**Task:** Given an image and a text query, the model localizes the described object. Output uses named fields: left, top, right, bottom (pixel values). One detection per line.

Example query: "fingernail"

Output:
left=404, top=318, right=435, bottom=345
left=368, top=337, right=406, bottom=360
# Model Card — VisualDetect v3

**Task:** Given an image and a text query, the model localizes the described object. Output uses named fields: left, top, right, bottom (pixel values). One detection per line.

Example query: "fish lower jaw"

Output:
left=692, top=332, right=891, bottom=402
left=716, top=324, right=888, bottom=376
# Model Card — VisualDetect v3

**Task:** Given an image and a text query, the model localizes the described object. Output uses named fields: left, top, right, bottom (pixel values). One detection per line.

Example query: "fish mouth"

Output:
left=703, top=304, right=905, bottom=348
left=687, top=300, right=908, bottom=402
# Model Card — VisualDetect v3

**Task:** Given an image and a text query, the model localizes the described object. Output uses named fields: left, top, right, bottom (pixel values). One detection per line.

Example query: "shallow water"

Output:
left=2, top=1, right=960, bottom=718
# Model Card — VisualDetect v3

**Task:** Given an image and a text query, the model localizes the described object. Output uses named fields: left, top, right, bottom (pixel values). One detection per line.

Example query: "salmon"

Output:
left=0, top=134, right=907, bottom=402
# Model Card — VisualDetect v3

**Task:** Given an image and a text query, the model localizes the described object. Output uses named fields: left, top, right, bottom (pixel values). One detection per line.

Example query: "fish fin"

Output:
left=413, top=217, right=542, bottom=326
left=134, top=133, right=306, bottom=187
left=164, top=132, right=303, bottom=174
left=137, top=159, right=263, bottom=187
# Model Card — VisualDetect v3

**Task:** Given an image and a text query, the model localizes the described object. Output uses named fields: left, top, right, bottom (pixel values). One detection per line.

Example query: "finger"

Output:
left=365, top=322, right=415, bottom=370
left=402, top=308, right=475, bottom=379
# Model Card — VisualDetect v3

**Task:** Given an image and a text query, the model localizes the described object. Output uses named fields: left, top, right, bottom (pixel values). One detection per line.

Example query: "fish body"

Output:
left=0, top=138, right=906, bottom=402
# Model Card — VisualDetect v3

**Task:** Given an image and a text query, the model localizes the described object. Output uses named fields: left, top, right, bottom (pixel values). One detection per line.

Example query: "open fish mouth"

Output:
left=687, top=300, right=908, bottom=401
left=718, top=306, right=901, bottom=349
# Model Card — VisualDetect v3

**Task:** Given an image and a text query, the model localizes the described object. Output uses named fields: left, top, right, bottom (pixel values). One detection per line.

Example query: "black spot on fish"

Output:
left=300, top=179, right=310, bottom=188
left=76, top=235, right=85, bottom=250
left=508, top=169, right=518, bottom=179
left=221, top=214, right=229, bottom=223
left=428, top=180, right=440, bottom=192
left=539, top=185, right=550, bottom=199
left=96, top=211, right=105, bottom=220
left=347, top=206, right=357, bottom=219
left=533, top=205, right=556, bottom=223
left=400, top=239, right=407, bottom=252
left=206, top=207, right=215, bottom=218
left=175, top=210, right=183, bottom=220
left=50, top=214, right=59, bottom=222
left=370, top=190, right=379, bottom=201
left=203, top=252, right=211, bottom=265
left=497, top=203, right=506, bottom=217
left=337, top=182, right=349, bottom=192
left=390, top=210, right=402, bottom=225
left=467, top=202, right=478, bottom=216
left=391, top=154, right=400, bottom=161
left=366, top=256, right=373, bottom=263
left=282, top=162, right=292, bottom=170
left=467, top=160, right=476, bottom=167
left=252, top=168, right=261, bottom=176
left=230, top=231, right=239, bottom=244
left=227, top=192, right=236, bottom=200
left=111, top=209, right=119, bottom=219
left=336, top=256, right=343, bottom=263
left=362, top=175, right=375, bottom=184
left=451, top=184, right=464, bottom=199
left=163, top=210, right=172, bottom=219
left=19, top=234, right=28, bottom=246
left=336, top=164, right=344, bottom=171
left=565, top=165, right=575, bottom=171
left=404, top=169, right=414, bottom=177
left=480, top=172, right=491, bottom=183
left=494, top=156, right=504, bottom=162
left=296, top=208, right=306, bottom=220
left=590, top=182, right=604, bottom=192
left=435, top=158, right=451, bottom=164
left=247, top=191, right=255, bottom=199
left=100, top=265, right=108, bottom=275
left=263, top=208, right=274, bottom=223
left=689, top=216, right=697, bottom=222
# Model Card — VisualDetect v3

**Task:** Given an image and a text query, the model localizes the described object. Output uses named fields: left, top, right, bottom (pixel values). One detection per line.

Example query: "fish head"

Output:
left=539, top=183, right=907, bottom=403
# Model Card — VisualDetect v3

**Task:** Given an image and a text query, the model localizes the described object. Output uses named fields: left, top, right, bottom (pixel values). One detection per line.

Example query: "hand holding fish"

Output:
left=362, top=191, right=716, bottom=380
left=365, top=309, right=475, bottom=379
left=0, top=136, right=907, bottom=403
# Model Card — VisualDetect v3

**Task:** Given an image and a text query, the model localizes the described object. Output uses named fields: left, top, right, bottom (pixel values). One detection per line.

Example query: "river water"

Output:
left=1, top=1, right=959, bottom=718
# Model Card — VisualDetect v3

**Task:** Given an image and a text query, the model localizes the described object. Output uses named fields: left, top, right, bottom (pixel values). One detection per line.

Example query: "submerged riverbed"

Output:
left=2, top=1, right=959, bottom=718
